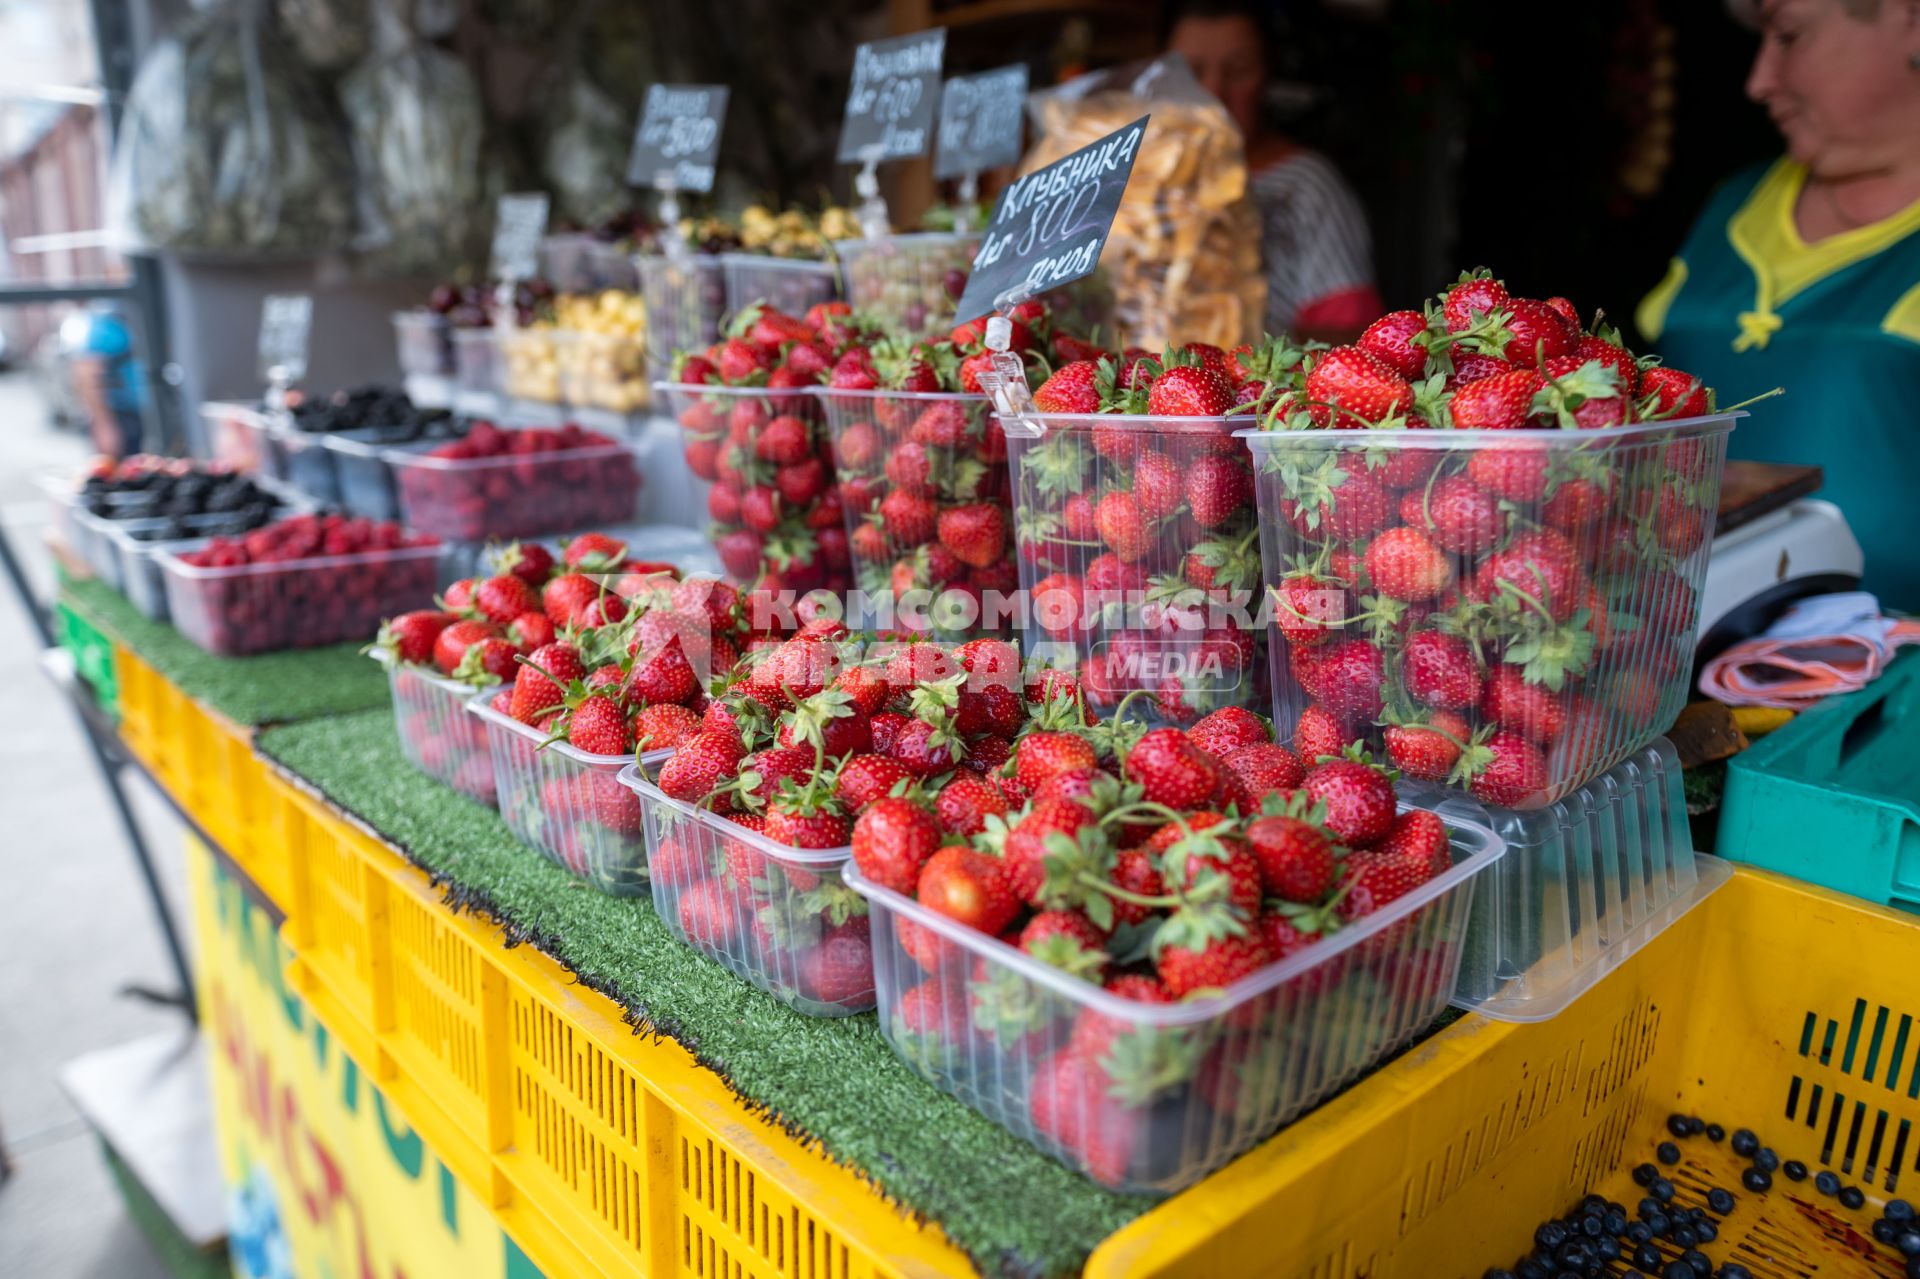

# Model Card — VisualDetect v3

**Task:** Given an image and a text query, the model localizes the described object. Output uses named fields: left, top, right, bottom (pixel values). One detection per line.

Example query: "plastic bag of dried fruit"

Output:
left=1022, top=54, right=1264, bottom=352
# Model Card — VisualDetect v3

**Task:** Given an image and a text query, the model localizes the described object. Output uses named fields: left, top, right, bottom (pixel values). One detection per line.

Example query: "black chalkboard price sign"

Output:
left=628, top=84, right=729, bottom=192
left=952, top=114, right=1149, bottom=324
left=837, top=29, right=946, bottom=164
left=934, top=64, right=1029, bottom=181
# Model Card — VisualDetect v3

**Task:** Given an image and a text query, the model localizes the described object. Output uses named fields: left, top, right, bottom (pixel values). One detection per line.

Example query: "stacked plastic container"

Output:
left=834, top=233, right=978, bottom=339
left=384, top=431, right=641, bottom=542
left=818, top=388, right=1011, bottom=637
left=466, top=690, right=663, bottom=896
left=1242, top=413, right=1739, bottom=1017
left=378, top=653, right=496, bottom=805
left=155, top=540, right=441, bottom=656
left=1003, top=410, right=1268, bottom=725
left=619, top=764, right=873, bottom=1016
left=719, top=253, right=840, bottom=319
left=849, top=813, right=1504, bottom=1192
left=108, top=485, right=317, bottom=622
left=392, top=310, right=454, bottom=380
left=638, top=254, right=726, bottom=384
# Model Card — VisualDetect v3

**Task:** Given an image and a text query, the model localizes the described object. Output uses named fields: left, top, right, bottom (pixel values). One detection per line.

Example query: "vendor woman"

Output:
left=1637, top=0, right=1920, bottom=606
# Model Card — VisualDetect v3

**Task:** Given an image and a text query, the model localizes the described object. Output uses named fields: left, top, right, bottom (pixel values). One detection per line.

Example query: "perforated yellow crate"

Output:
left=1086, top=866, right=1920, bottom=1278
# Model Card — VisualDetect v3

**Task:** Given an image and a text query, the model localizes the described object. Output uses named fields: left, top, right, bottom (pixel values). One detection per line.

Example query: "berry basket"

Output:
left=155, top=540, right=441, bottom=657
left=1003, top=410, right=1269, bottom=726
left=384, top=427, right=641, bottom=542
left=376, top=653, right=496, bottom=805
left=833, top=233, right=978, bottom=340
left=652, top=381, right=851, bottom=595
left=201, top=402, right=283, bottom=479
left=719, top=253, right=841, bottom=320
left=108, top=486, right=318, bottom=622
left=554, top=329, right=650, bottom=414
left=466, top=690, right=666, bottom=896
left=1242, top=414, right=1737, bottom=810
left=818, top=387, right=1011, bottom=638
left=847, top=809, right=1503, bottom=1194
left=449, top=328, right=498, bottom=407
left=618, top=763, right=873, bottom=1016
left=1403, top=736, right=1730, bottom=1022
left=539, top=232, right=641, bottom=294
left=392, top=309, right=454, bottom=379
left=638, top=253, right=725, bottom=384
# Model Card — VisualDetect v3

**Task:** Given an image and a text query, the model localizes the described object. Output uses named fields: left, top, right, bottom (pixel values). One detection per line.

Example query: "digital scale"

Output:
left=1697, top=462, right=1864, bottom=661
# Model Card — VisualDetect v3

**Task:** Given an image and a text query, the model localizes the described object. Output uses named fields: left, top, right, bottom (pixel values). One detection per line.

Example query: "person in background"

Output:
left=69, top=303, right=145, bottom=459
left=1166, top=0, right=1383, bottom=344
left=1638, top=0, right=1920, bottom=606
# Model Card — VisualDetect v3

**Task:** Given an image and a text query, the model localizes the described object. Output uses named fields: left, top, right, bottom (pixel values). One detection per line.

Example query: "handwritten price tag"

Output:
left=628, top=84, right=729, bottom=192
left=953, top=114, right=1148, bottom=323
left=935, top=64, right=1028, bottom=180
left=257, top=294, right=313, bottom=384
left=490, top=192, right=550, bottom=282
left=837, top=29, right=945, bottom=164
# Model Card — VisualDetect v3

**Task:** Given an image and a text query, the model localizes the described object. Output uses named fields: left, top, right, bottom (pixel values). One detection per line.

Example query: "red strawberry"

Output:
left=1313, top=638, right=1386, bottom=722
left=1574, top=335, right=1638, bottom=396
left=1121, top=729, right=1219, bottom=811
left=932, top=775, right=1007, bottom=837
left=835, top=753, right=915, bottom=812
left=1336, top=849, right=1431, bottom=922
left=1305, top=346, right=1414, bottom=427
left=1094, top=491, right=1152, bottom=562
left=453, top=636, right=519, bottom=684
left=509, top=642, right=585, bottom=722
left=1450, top=351, right=1512, bottom=384
left=563, top=531, right=629, bottom=569
left=802, top=928, right=875, bottom=1006
left=1638, top=366, right=1708, bottom=419
left=1032, top=360, right=1102, bottom=414
left=1492, top=298, right=1578, bottom=368
left=1402, top=631, right=1481, bottom=711
left=506, top=611, right=555, bottom=652
left=1470, top=730, right=1549, bottom=806
left=1002, top=798, right=1099, bottom=904
left=541, top=573, right=601, bottom=627
left=1157, top=931, right=1272, bottom=998
left=1475, top=531, right=1585, bottom=621
left=936, top=504, right=1007, bottom=569
left=1246, top=813, right=1338, bottom=903
left=474, top=574, right=539, bottom=627
left=1293, top=704, right=1352, bottom=764
left=1302, top=757, right=1396, bottom=848
left=1364, top=526, right=1452, bottom=601
left=1028, top=1050, right=1134, bottom=1185
left=1401, top=475, right=1505, bottom=554
left=879, top=490, right=937, bottom=546
left=1271, top=573, right=1349, bottom=649
left=1465, top=443, right=1551, bottom=502
left=377, top=609, right=455, bottom=666
left=1187, top=706, right=1270, bottom=758
left=1128, top=451, right=1184, bottom=519
left=657, top=730, right=746, bottom=805
left=1358, top=310, right=1431, bottom=381
left=1224, top=743, right=1305, bottom=797
left=497, top=541, right=554, bottom=587
left=1019, top=910, right=1110, bottom=980
left=632, top=703, right=701, bottom=752
left=1442, top=272, right=1510, bottom=332
left=763, top=799, right=851, bottom=851
left=1147, top=363, right=1235, bottom=416
left=566, top=694, right=633, bottom=755
left=1283, top=464, right=1392, bottom=541
left=1481, top=667, right=1568, bottom=743
left=887, top=717, right=963, bottom=777
left=1383, top=711, right=1469, bottom=781
left=677, top=880, right=744, bottom=948
left=1377, top=809, right=1450, bottom=877
left=915, top=846, right=1019, bottom=935
left=1185, top=455, right=1251, bottom=528
left=1449, top=368, right=1546, bottom=430
left=1013, top=731, right=1098, bottom=791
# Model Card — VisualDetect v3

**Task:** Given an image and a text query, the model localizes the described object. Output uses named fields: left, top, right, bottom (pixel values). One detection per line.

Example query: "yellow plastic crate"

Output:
left=268, top=758, right=973, bottom=1279
left=113, top=644, right=291, bottom=911
left=1087, top=866, right=1920, bottom=1277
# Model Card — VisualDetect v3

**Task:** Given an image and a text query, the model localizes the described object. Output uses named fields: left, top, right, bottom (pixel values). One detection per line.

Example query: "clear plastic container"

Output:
left=819, top=387, right=1010, bottom=638
left=651, top=382, right=849, bottom=595
left=1003, top=410, right=1268, bottom=726
left=1241, top=415, right=1737, bottom=809
left=432, top=523, right=723, bottom=585
left=718, top=253, right=841, bottom=320
left=323, top=424, right=460, bottom=522
left=619, top=763, right=872, bottom=1016
left=66, top=504, right=133, bottom=587
left=1403, top=736, right=1731, bottom=1022
left=466, top=690, right=665, bottom=895
left=834, top=233, right=978, bottom=339
left=385, top=433, right=642, bottom=542
left=156, top=541, right=441, bottom=657
left=496, top=326, right=563, bottom=405
left=540, top=232, right=642, bottom=294
left=380, top=654, right=495, bottom=806
left=392, top=309, right=454, bottom=378
left=554, top=329, right=650, bottom=414
left=201, top=402, right=285, bottom=479
left=108, top=483, right=316, bottom=621
left=637, top=253, right=725, bottom=383
left=275, top=425, right=341, bottom=504
left=449, top=328, right=498, bottom=407
left=848, top=809, right=1505, bottom=1193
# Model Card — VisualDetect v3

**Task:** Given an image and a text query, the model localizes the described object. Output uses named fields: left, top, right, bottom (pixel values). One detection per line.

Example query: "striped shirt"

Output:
left=1250, top=149, right=1380, bottom=335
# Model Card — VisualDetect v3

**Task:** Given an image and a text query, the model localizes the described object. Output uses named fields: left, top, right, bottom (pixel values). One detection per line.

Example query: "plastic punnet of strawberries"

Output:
left=1245, top=270, right=1737, bottom=811
left=390, top=420, right=640, bottom=542
left=171, top=514, right=438, bottom=656
left=1009, top=337, right=1272, bottom=729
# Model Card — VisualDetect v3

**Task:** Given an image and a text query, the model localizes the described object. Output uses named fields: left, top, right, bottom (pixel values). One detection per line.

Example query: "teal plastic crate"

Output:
left=1719, top=649, right=1920, bottom=912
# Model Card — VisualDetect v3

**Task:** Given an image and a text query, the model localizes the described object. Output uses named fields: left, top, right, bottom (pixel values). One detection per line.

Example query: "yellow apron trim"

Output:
left=1636, top=257, right=1687, bottom=343
left=1727, top=159, right=1920, bottom=350
left=1885, top=280, right=1920, bottom=345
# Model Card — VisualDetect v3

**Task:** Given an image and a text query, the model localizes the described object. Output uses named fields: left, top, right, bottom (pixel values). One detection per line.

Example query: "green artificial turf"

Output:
left=257, top=708, right=1151, bottom=1278
left=61, top=577, right=390, bottom=726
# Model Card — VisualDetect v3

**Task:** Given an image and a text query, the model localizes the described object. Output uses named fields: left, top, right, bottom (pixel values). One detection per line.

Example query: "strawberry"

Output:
left=936, top=504, right=1007, bottom=569
left=887, top=717, right=964, bottom=777
left=1475, top=530, right=1585, bottom=621
left=632, top=703, right=701, bottom=752
left=1271, top=573, right=1349, bottom=649
left=1185, top=455, right=1251, bottom=528
left=1095, top=490, right=1153, bottom=562
left=1187, top=706, right=1270, bottom=758
left=1490, top=297, right=1577, bottom=368
left=1028, top=1050, right=1134, bottom=1185
left=1293, top=704, right=1352, bottom=764
left=1383, top=711, right=1469, bottom=781
left=1336, top=849, right=1431, bottom=922
left=1122, top=728, right=1219, bottom=809
left=754, top=414, right=812, bottom=465
left=1002, top=797, right=1099, bottom=903
left=1364, top=526, right=1452, bottom=601
left=565, top=694, right=633, bottom=755
left=1481, top=667, right=1568, bottom=743
left=1377, top=809, right=1450, bottom=877
left=1450, top=351, right=1512, bottom=385
left=1305, top=346, right=1414, bottom=427
left=1358, top=310, right=1432, bottom=381
left=677, top=880, right=744, bottom=948
left=1302, top=757, right=1396, bottom=848
left=442, top=577, right=479, bottom=612
left=657, top=730, right=746, bottom=806
left=763, top=797, right=851, bottom=850
left=1442, top=271, right=1509, bottom=332
left=1246, top=813, right=1337, bottom=903
left=1147, top=364, right=1235, bottom=416
left=1128, top=451, right=1184, bottom=519
left=1013, top=731, right=1098, bottom=791
left=1541, top=476, right=1610, bottom=533
left=1574, top=335, right=1638, bottom=396
left=915, top=845, right=1020, bottom=935
left=506, top=611, right=555, bottom=652
left=879, top=490, right=937, bottom=546
left=509, top=642, right=585, bottom=723
left=1470, top=730, right=1549, bottom=806
left=497, top=541, right=554, bottom=587
left=1402, top=631, right=1481, bottom=711
left=473, top=574, right=539, bottom=628
left=834, top=753, right=915, bottom=812
left=1312, top=638, right=1386, bottom=722
left=377, top=610, right=455, bottom=666
left=563, top=531, right=629, bottom=570
left=541, top=572, right=601, bottom=628
left=932, top=775, right=1007, bottom=836
left=1465, top=443, right=1551, bottom=502
left=1449, top=368, right=1546, bottom=430
left=1019, top=910, right=1110, bottom=981
left=1157, top=931, right=1272, bottom=998
left=1224, top=743, right=1305, bottom=798
left=803, top=928, right=876, bottom=1006
left=1639, top=365, right=1708, bottom=419
left=1032, top=360, right=1103, bottom=414
left=1283, top=463, right=1392, bottom=541
left=453, top=636, right=519, bottom=684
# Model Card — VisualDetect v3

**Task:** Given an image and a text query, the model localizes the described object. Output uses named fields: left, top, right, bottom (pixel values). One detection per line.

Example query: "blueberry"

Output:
left=1597, top=1236, right=1621, bottom=1262
left=1842, top=1185, right=1868, bottom=1210
left=1720, top=1267, right=1753, bottom=1279
left=1553, top=1271, right=1581, bottom=1279
left=1628, top=1222, right=1653, bottom=1244
left=1706, top=1124, right=1726, bottom=1142
left=1555, top=1240, right=1592, bottom=1270
left=1653, top=1178, right=1677, bottom=1203
left=1683, top=1250, right=1714, bottom=1275
left=1536, top=1221, right=1571, bottom=1251
left=1816, top=1170, right=1842, bottom=1195
left=1581, top=1193, right=1608, bottom=1214
left=1634, top=1163, right=1660, bottom=1187
left=1707, top=1187, right=1736, bottom=1215
left=1606, top=1210, right=1628, bottom=1234
left=1635, top=1243, right=1663, bottom=1270
left=1908, top=1256, right=1920, bottom=1279
left=1484, top=1270, right=1516, bottom=1279
left=1731, top=1128, right=1760, bottom=1157
left=1647, top=1210, right=1671, bottom=1235
left=1664, top=1263, right=1695, bottom=1279
left=1668, top=1113, right=1693, bottom=1138
left=1783, top=1160, right=1808, bottom=1182
left=1673, top=1224, right=1697, bottom=1246
left=1754, top=1147, right=1780, bottom=1173
left=1578, top=1213, right=1604, bottom=1238
left=1875, top=1219, right=1900, bottom=1244
left=1517, top=1260, right=1550, bottom=1279
left=1658, top=1141, right=1683, bottom=1165
left=1899, top=1231, right=1920, bottom=1257
left=1743, top=1167, right=1773, bottom=1192
left=1696, top=1219, right=1719, bottom=1244
left=1893, top=1199, right=1917, bottom=1222
left=1640, top=1197, right=1663, bottom=1219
